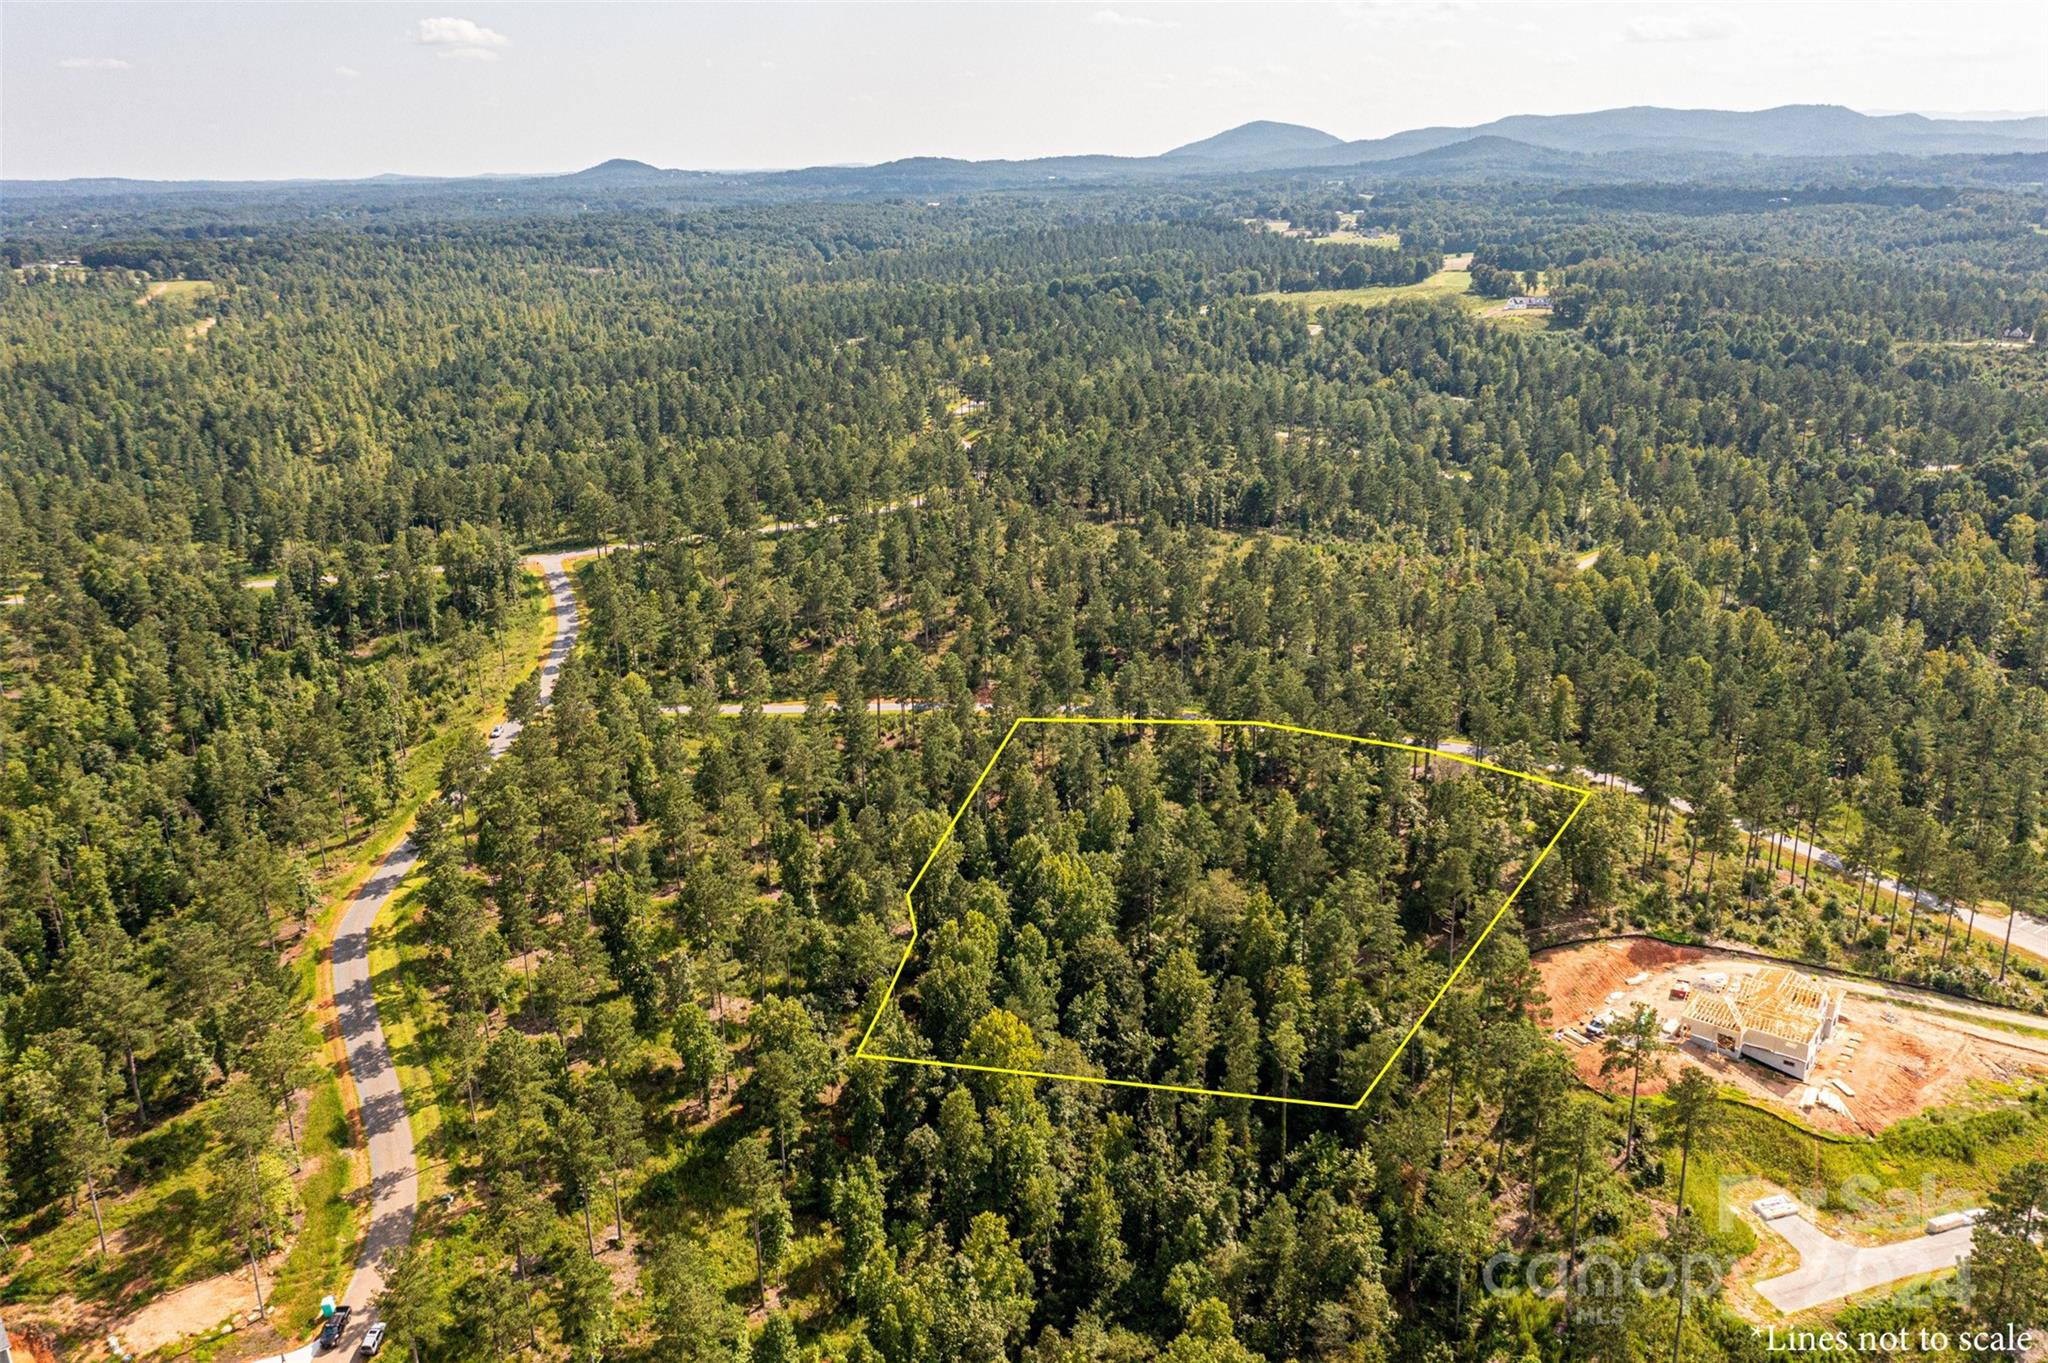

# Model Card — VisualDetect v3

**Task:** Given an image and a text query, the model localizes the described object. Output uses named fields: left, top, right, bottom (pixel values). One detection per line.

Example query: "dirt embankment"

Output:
left=7, top=1321, right=64, bottom=1363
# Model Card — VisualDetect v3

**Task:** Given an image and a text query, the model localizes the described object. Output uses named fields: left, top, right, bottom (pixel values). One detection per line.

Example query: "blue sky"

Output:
left=5, top=2, right=2045, bottom=180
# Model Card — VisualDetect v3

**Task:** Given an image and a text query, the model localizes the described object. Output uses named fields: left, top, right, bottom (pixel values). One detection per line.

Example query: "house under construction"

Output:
left=1680, top=965, right=1841, bottom=1080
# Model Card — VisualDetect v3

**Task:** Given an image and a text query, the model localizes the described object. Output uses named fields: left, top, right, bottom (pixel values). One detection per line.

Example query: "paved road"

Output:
left=311, top=531, right=2032, bottom=1340
left=1434, top=740, right=2048, bottom=967
left=318, top=518, right=879, bottom=1345
left=323, top=553, right=579, bottom=1350
left=1753, top=1208, right=1974, bottom=1313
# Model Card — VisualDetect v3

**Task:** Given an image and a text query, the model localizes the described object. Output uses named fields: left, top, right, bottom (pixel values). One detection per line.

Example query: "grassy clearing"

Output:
left=1252, top=264, right=1554, bottom=332
left=1312, top=230, right=1401, bottom=247
left=1482, top=301, right=1557, bottom=332
left=1255, top=265, right=1478, bottom=312
left=136, top=279, right=216, bottom=306
left=1, top=1108, right=230, bottom=1309
left=263, top=1077, right=357, bottom=1333
left=368, top=879, right=448, bottom=1200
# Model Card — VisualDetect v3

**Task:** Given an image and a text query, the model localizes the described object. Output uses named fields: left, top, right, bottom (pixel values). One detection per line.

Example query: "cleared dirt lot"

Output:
left=1532, top=939, right=2048, bottom=1134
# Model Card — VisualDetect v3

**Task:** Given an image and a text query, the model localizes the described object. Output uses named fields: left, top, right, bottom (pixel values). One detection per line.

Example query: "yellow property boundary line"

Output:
left=853, top=716, right=1594, bottom=1109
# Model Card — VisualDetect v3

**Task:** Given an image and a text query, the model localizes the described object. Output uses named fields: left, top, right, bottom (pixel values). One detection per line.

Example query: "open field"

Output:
left=1476, top=273, right=1555, bottom=329
left=1255, top=255, right=1553, bottom=330
left=1255, top=263, right=1478, bottom=312
left=1312, top=229, right=1400, bottom=247
left=1538, top=938, right=2048, bottom=1134
left=136, top=279, right=216, bottom=305
left=1245, top=211, right=1399, bottom=247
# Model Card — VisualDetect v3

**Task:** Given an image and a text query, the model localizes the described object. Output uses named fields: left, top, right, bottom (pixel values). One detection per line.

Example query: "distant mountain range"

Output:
left=553, top=104, right=2048, bottom=187
left=1159, top=104, right=2048, bottom=169
left=10, top=105, right=2048, bottom=208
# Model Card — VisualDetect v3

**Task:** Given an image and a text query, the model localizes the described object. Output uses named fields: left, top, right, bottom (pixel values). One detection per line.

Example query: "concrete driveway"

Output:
left=1754, top=1211, right=1974, bottom=1313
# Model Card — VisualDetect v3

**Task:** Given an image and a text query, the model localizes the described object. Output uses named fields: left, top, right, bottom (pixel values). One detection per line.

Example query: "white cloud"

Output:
left=58, top=56, right=130, bottom=70
left=1625, top=10, right=1740, bottom=43
left=1090, top=8, right=1177, bottom=29
left=413, top=17, right=511, bottom=61
left=335, top=65, right=362, bottom=79
left=1336, top=1, right=1472, bottom=27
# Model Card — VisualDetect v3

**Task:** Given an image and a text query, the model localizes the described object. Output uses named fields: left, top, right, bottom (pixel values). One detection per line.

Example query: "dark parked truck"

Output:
left=317, top=1305, right=352, bottom=1352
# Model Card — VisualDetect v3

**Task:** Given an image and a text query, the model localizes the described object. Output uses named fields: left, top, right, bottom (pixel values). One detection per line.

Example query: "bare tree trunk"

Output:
left=245, top=1238, right=268, bottom=1316
left=1492, top=1111, right=1512, bottom=1190
left=125, top=1046, right=148, bottom=1124
left=85, top=1170, right=109, bottom=1256
left=610, top=1166, right=625, bottom=1246
left=1625, top=1056, right=1644, bottom=1157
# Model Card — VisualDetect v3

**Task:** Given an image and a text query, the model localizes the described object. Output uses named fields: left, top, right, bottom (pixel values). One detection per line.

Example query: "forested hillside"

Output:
left=4, top=178, right=2047, bottom=1361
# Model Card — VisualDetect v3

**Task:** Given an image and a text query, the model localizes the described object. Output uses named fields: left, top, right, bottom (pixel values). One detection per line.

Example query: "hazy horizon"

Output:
left=6, top=1, right=2047, bottom=182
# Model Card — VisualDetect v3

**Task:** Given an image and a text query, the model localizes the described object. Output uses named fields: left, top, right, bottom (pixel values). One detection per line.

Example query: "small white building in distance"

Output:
left=1680, top=966, right=1841, bottom=1080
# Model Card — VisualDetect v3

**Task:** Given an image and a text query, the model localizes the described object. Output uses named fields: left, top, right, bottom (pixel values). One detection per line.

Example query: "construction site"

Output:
left=1532, top=938, right=2048, bottom=1135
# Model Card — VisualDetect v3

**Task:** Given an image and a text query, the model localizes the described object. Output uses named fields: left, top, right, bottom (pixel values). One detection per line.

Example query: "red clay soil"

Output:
left=1534, top=938, right=1698, bottom=1030
left=7, top=1321, right=63, bottom=1363
left=1532, top=939, right=2047, bottom=1133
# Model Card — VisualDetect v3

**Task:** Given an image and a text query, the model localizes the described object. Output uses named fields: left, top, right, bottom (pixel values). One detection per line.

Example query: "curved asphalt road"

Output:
left=311, top=529, right=2032, bottom=1344
left=319, top=517, right=878, bottom=1349
left=323, top=552, right=580, bottom=1350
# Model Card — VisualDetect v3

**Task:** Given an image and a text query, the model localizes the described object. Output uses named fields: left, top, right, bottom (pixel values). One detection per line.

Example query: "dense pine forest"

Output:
left=4, top=176, right=2048, bottom=1362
